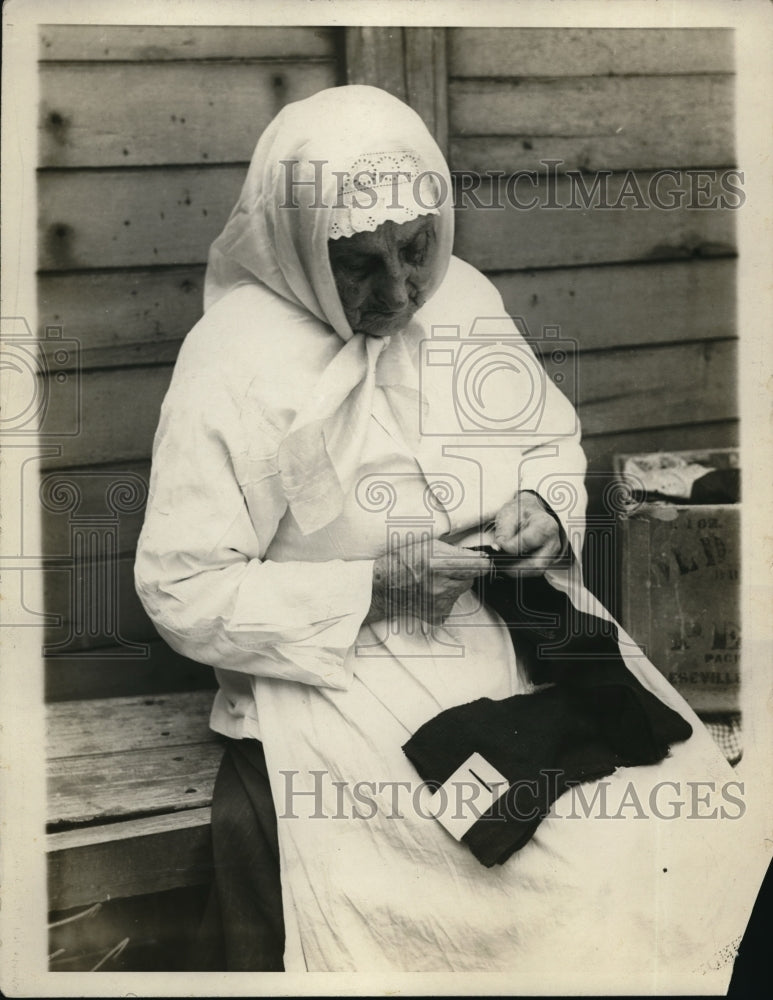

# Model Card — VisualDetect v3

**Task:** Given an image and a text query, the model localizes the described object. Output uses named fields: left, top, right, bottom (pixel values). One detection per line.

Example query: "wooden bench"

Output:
left=46, top=689, right=223, bottom=913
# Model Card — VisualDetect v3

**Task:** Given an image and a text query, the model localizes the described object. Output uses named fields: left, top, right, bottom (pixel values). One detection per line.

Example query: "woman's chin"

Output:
left=357, top=308, right=415, bottom=337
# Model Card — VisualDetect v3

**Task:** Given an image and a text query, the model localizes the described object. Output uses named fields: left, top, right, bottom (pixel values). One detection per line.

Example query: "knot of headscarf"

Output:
left=203, top=86, right=454, bottom=535
left=276, top=332, right=426, bottom=535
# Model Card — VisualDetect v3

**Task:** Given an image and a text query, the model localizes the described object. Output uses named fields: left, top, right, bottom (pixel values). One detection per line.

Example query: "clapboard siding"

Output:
left=40, top=336, right=736, bottom=473
left=38, top=166, right=244, bottom=270
left=40, top=62, right=338, bottom=168
left=491, top=259, right=736, bottom=352
left=554, top=339, right=736, bottom=436
left=39, top=168, right=737, bottom=273
left=454, top=175, right=735, bottom=273
left=40, top=25, right=338, bottom=61
left=451, top=136, right=734, bottom=178
left=40, top=365, right=171, bottom=468
left=41, top=66, right=735, bottom=178
left=449, top=76, right=733, bottom=173
left=45, top=640, right=215, bottom=703
left=38, top=258, right=734, bottom=372
left=447, top=28, right=733, bottom=78
left=38, top=266, right=204, bottom=368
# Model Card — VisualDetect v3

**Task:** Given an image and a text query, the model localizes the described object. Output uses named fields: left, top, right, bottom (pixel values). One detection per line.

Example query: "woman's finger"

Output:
left=432, top=557, right=491, bottom=577
left=497, top=513, right=558, bottom=556
left=432, top=540, right=490, bottom=559
left=514, top=520, right=549, bottom=554
left=430, top=545, right=491, bottom=571
left=498, top=537, right=562, bottom=575
left=494, top=502, right=520, bottom=542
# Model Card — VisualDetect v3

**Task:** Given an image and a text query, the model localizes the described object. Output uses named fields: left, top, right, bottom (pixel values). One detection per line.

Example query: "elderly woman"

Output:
left=135, top=86, right=752, bottom=984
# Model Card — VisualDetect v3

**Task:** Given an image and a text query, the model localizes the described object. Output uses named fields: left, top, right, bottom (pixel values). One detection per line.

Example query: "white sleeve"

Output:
left=134, top=361, right=374, bottom=690
left=517, top=398, right=588, bottom=564
left=471, top=265, right=589, bottom=560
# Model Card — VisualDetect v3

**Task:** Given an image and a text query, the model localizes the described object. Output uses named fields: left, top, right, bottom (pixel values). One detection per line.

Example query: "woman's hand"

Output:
left=365, top=538, right=490, bottom=626
left=493, top=491, right=567, bottom=577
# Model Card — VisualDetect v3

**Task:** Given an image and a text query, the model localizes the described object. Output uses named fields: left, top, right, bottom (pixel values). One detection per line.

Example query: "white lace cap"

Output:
left=328, top=151, right=441, bottom=240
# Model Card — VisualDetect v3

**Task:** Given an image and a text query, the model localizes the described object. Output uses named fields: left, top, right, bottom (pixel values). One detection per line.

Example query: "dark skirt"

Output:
left=193, top=737, right=285, bottom=971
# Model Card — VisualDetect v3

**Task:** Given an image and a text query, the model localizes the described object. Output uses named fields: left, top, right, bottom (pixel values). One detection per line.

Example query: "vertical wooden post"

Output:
left=405, top=27, right=448, bottom=159
left=345, top=27, right=448, bottom=157
left=345, top=27, right=407, bottom=101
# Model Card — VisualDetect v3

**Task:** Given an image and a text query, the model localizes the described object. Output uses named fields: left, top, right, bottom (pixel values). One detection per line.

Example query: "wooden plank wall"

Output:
left=445, top=27, right=739, bottom=597
left=38, top=25, right=343, bottom=700
left=38, top=26, right=738, bottom=700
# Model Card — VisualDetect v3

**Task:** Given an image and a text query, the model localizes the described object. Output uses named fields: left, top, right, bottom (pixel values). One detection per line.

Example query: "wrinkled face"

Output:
left=328, top=216, right=438, bottom=337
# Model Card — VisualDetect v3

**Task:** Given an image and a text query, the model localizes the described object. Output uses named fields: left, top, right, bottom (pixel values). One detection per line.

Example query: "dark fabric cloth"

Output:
left=403, top=572, right=693, bottom=868
left=727, top=856, right=773, bottom=996
left=192, top=737, right=285, bottom=971
left=689, top=466, right=740, bottom=504
left=630, top=466, right=740, bottom=505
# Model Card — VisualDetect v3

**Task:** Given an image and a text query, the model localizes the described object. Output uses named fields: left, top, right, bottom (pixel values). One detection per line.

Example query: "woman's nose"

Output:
left=374, top=264, right=410, bottom=311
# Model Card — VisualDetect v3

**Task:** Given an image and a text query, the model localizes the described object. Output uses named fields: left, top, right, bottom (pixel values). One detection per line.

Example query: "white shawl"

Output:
left=204, top=85, right=454, bottom=536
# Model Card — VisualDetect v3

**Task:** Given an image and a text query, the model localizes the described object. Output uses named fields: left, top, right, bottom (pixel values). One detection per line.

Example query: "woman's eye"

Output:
left=404, top=235, right=429, bottom=266
left=332, top=260, right=367, bottom=281
left=344, top=260, right=372, bottom=278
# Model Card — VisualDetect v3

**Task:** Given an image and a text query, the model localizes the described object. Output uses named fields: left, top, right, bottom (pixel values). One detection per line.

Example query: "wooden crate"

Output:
left=615, top=449, right=740, bottom=712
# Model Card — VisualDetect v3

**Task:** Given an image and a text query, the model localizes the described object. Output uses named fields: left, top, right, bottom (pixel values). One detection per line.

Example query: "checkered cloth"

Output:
left=701, top=714, right=743, bottom=766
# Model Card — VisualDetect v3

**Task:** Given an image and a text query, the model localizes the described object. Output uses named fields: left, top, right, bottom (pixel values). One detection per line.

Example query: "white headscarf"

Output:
left=204, top=86, right=454, bottom=535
